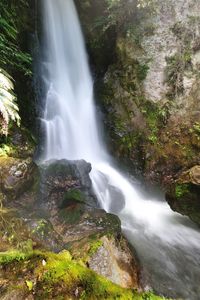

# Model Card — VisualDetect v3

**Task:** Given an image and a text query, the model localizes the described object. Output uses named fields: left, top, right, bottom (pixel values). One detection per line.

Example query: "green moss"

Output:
left=175, top=184, right=189, bottom=199
left=88, top=239, right=103, bottom=256
left=141, top=102, right=161, bottom=144
left=31, top=219, right=49, bottom=238
left=0, top=144, right=13, bottom=156
left=0, top=250, right=33, bottom=264
left=59, top=205, right=84, bottom=225
left=63, top=189, right=86, bottom=204
left=193, top=122, right=200, bottom=135
left=0, top=249, right=168, bottom=299
left=0, top=127, right=35, bottom=158
left=136, top=63, right=149, bottom=81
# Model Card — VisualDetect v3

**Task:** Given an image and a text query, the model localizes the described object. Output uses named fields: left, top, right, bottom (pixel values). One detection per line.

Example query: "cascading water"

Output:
left=41, top=0, right=200, bottom=299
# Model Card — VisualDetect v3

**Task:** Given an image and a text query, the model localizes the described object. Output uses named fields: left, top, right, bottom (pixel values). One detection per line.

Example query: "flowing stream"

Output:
left=41, top=0, right=200, bottom=299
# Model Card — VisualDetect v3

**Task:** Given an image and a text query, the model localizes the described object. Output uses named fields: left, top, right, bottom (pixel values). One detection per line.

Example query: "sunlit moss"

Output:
left=0, top=249, right=169, bottom=299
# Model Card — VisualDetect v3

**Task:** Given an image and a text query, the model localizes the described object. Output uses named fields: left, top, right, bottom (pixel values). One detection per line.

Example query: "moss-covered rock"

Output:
left=0, top=156, right=38, bottom=201
left=166, top=166, right=200, bottom=226
left=0, top=249, right=168, bottom=300
left=39, top=159, right=96, bottom=210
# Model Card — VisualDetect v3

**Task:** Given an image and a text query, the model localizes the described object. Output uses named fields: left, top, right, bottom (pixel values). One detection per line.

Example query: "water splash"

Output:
left=41, top=0, right=200, bottom=299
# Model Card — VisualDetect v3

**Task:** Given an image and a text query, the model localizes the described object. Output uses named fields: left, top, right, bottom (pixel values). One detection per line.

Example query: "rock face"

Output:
left=76, top=0, right=200, bottom=223
left=0, top=158, right=140, bottom=290
left=77, top=0, right=200, bottom=182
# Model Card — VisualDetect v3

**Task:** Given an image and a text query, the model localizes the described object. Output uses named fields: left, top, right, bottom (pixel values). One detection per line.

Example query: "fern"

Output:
left=0, top=0, right=32, bottom=76
left=0, top=69, right=20, bottom=135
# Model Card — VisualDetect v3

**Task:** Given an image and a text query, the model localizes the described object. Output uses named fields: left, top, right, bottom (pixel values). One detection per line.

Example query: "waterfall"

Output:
left=41, top=0, right=200, bottom=299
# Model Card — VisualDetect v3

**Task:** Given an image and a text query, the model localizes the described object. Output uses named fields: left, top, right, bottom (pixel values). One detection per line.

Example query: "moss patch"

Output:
left=62, top=189, right=86, bottom=206
left=59, top=204, right=84, bottom=225
left=0, top=250, right=169, bottom=300
left=175, top=184, right=190, bottom=199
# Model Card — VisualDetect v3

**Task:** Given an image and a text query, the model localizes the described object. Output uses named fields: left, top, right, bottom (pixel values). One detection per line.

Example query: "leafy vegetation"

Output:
left=0, top=69, right=20, bottom=135
left=175, top=184, right=189, bottom=199
left=0, top=0, right=33, bottom=136
left=0, top=0, right=32, bottom=75
left=91, top=0, right=156, bottom=35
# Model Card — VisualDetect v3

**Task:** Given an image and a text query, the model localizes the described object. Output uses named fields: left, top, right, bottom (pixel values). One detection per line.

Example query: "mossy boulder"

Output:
left=0, top=208, right=63, bottom=253
left=39, top=159, right=97, bottom=210
left=166, top=165, right=200, bottom=225
left=0, top=157, right=38, bottom=200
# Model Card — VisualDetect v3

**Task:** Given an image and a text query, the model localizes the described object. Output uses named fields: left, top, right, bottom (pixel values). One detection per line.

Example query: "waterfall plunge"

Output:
left=41, top=0, right=200, bottom=299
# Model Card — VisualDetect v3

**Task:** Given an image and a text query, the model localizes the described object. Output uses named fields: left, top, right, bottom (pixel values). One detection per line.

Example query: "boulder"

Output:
left=38, top=159, right=97, bottom=212
left=88, top=235, right=139, bottom=289
left=0, top=157, right=38, bottom=200
left=166, top=166, right=200, bottom=225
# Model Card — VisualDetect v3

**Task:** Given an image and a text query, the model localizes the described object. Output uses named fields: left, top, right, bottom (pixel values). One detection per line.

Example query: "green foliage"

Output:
left=25, top=280, right=33, bottom=291
left=0, top=250, right=33, bottom=264
left=193, top=122, right=200, bottom=135
left=0, top=0, right=33, bottom=135
left=175, top=184, right=189, bottom=199
left=0, top=69, right=20, bottom=135
left=136, top=63, right=149, bottom=81
left=0, top=143, right=13, bottom=156
left=141, top=101, right=169, bottom=145
left=0, top=0, right=32, bottom=76
left=165, top=54, right=184, bottom=97
left=92, top=0, right=155, bottom=36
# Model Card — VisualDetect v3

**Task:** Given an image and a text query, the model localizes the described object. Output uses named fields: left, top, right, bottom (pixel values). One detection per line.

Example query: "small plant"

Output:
left=193, top=122, right=200, bottom=134
left=175, top=184, right=189, bottom=199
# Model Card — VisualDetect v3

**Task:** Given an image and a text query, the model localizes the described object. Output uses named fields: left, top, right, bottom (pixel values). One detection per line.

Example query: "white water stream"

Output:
left=41, top=0, right=200, bottom=299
